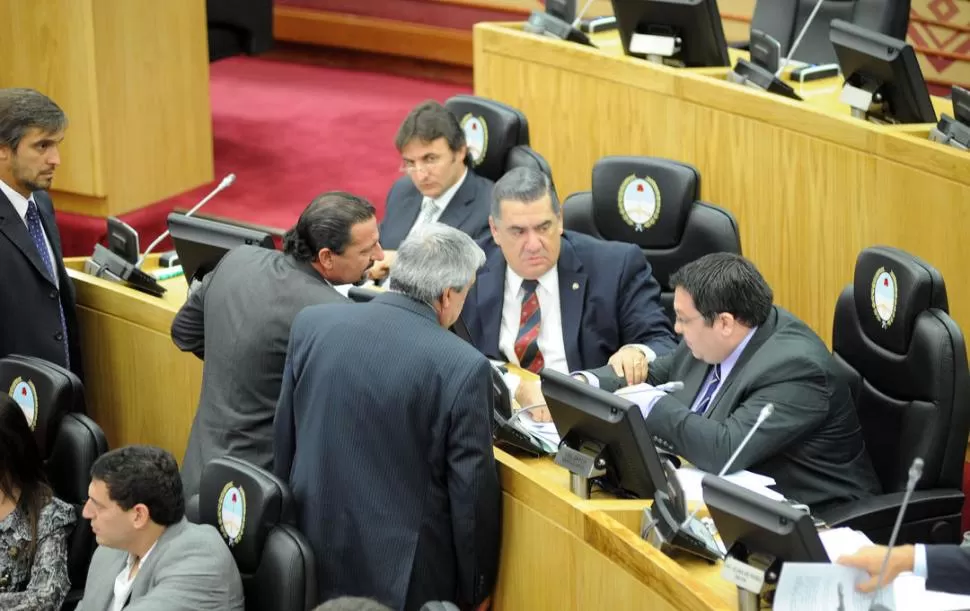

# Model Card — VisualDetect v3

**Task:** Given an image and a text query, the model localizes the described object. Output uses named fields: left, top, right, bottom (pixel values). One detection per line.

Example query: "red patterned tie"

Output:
left=514, top=279, right=545, bottom=373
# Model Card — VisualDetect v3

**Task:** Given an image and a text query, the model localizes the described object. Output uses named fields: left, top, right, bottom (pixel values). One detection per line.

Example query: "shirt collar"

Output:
left=126, top=541, right=158, bottom=573
left=505, top=264, right=559, bottom=296
left=426, top=167, right=468, bottom=210
left=718, top=326, right=758, bottom=380
left=0, top=177, right=33, bottom=221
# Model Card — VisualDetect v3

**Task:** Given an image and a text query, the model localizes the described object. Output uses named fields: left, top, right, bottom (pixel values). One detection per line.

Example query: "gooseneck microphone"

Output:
left=775, top=0, right=827, bottom=77
left=136, top=173, right=236, bottom=268
left=869, top=457, right=924, bottom=611
left=681, top=403, right=775, bottom=529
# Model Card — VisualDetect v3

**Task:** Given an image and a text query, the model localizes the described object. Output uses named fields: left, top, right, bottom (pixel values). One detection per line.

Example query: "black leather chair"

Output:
left=818, top=247, right=970, bottom=544
left=0, top=354, right=108, bottom=611
left=747, top=0, right=911, bottom=65
left=443, top=95, right=553, bottom=184
left=207, top=0, right=274, bottom=62
left=561, top=156, right=742, bottom=324
left=186, top=456, right=317, bottom=611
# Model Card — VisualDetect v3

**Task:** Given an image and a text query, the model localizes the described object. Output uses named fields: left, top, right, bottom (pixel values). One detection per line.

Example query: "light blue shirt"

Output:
left=914, top=543, right=928, bottom=578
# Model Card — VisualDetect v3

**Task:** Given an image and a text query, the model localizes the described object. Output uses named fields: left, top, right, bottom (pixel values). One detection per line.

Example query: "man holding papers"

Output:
left=579, top=253, right=880, bottom=511
left=838, top=543, right=970, bottom=595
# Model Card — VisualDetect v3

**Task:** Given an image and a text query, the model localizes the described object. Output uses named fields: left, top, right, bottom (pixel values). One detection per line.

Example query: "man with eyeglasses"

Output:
left=368, top=100, right=493, bottom=283
left=576, top=253, right=881, bottom=512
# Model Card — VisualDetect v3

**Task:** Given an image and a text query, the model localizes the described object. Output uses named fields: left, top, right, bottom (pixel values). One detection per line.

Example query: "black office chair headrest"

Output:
left=851, top=246, right=948, bottom=355
left=198, top=456, right=293, bottom=574
left=444, top=95, right=529, bottom=182
left=590, top=156, right=700, bottom=248
left=505, top=144, right=556, bottom=191
left=0, top=354, right=84, bottom=457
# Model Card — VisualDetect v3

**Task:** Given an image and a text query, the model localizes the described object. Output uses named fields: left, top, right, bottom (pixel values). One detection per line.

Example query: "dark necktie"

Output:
left=25, top=200, right=69, bottom=368
left=692, top=364, right=721, bottom=415
left=514, top=279, right=545, bottom=373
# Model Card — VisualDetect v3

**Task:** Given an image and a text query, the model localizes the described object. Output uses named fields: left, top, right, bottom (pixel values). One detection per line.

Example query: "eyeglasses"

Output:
left=400, top=153, right=448, bottom=175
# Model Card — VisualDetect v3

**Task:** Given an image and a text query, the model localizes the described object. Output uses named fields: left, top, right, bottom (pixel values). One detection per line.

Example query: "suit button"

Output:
left=54, top=331, right=64, bottom=341
left=49, top=290, right=57, bottom=299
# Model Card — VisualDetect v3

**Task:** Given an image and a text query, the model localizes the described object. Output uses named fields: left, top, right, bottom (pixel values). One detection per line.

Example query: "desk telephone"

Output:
left=490, top=365, right=551, bottom=457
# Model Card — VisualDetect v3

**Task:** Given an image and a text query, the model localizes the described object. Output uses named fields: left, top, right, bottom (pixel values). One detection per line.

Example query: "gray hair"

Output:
left=0, top=89, right=67, bottom=151
left=389, top=222, right=486, bottom=304
left=490, top=166, right=560, bottom=221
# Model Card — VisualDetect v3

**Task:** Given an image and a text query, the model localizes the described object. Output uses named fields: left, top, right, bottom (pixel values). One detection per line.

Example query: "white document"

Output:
left=774, top=563, right=894, bottom=611
left=675, top=467, right=785, bottom=503
left=817, top=528, right=874, bottom=563
left=893, top=573, right=970, bottom=611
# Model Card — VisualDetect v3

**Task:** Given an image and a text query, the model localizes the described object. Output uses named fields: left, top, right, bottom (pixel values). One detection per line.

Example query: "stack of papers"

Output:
left=675, top=467, right=785, bottom=503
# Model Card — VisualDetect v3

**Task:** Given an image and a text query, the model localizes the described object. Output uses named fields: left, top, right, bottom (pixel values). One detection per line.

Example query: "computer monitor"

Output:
left=546, top=0, right=576, bottom=22
left=167, top=213, right=275, bottom=284
left=612, top=0, right=730, bottom=68
left=830, top=19, right=936, bottom=124
left=540, top=369, right=671, bottom=498
left=703, top=475, right=829, bottom=564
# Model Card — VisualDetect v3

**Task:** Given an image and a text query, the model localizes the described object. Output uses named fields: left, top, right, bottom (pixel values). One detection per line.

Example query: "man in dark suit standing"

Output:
left=580, top=253, right=881, bottom=511
left=838, top=543, right=970, bottom=595
left=367, top=100, right=493, bottom=283
left=0, top=88, right=81, bottom=378
left=172, top=192, right=383, bottom=498
left=460, top=166, right=676, bottom=415
left=275, top=223, right=500, bottom=611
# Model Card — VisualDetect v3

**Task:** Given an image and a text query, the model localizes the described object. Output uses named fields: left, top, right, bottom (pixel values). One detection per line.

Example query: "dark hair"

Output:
left=0, top=394, right=53, bottom=561
left=669, top=253, right=773, bottom=327
left=90, top=445, right=184, bottom=526
left=282, top=191, right=376, bottom=262
left=313, top=597, right=393, bottom=611
left=491, top=166, right=560, bottom=220
left=394, top=100, right=468, bottom=165
left=0, top=88, right=67, bottom=151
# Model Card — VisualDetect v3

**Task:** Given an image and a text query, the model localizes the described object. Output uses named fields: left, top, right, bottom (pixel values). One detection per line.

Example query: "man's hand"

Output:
left=514, top=380, right=551, bottom=422
left=837, top=545, right=915, bottom=592
left=608, top=346, right=649, bottom=386
left=366, top=250, right=396, bottom=281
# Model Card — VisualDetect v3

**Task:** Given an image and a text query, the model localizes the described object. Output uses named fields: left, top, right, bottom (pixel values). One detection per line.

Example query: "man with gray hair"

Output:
left=0, top=88, right=82, bottom=377
left=275, top=222, right=501, bottom=611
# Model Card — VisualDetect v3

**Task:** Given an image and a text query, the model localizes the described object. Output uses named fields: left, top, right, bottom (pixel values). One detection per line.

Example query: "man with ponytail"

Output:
left=172, top=191, right=384, bottom=498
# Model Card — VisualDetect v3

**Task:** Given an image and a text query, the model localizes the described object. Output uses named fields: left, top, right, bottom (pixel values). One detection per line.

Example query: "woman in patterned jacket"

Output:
left=0, top=393, right=76, bottom=610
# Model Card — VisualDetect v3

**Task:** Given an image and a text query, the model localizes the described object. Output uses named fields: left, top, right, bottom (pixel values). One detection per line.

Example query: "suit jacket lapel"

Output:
left=706, top=308, right=779, bottom=420
left=0, top=193, right=56, bottom=285
left=476, top=248, right=506, bottom=360
left=436, top=172, right=479, bottom=230
left=674, top=358, right=711, bottom=410
left=557, top=236, right=587, bottom=372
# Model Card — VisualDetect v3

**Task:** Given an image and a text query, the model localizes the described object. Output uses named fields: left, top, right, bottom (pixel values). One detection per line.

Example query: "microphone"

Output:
left=655, top=381, right=685, bottom=393
left=775, top=0, right=827, bottom=77
left=869, top=457, right=924, bottom=611
left=571, top=0, right=596, bottom=28
left=136, top=173, right=236, bottom=268
left=680, top=403, right=774, bottom=529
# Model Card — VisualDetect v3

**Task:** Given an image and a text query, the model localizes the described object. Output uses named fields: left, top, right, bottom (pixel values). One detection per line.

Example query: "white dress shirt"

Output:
left=110, top=542, right=157, bottom=611
left=499, top=265, right=569, bottom=374
left=405, top=167, right=468, bottom=238
left=0, top=178, right=58, bottom=287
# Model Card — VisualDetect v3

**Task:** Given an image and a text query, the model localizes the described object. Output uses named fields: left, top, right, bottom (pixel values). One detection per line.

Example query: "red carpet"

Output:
left=55, top=56, right=471, bottom=256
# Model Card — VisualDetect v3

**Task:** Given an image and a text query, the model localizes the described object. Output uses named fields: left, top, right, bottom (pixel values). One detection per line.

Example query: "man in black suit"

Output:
left=0, top=88, right=81, bottom=378
left=838, top=543, right=970, bottom=595
left=172, top=192, right=383, bottom=498
left=275, top=222, right=501, bottom=611
left=580, top=253, right=881, bottom=511
left=460, top=166, right=675, bottom=416
left=368, top=100, right=493, bottom=283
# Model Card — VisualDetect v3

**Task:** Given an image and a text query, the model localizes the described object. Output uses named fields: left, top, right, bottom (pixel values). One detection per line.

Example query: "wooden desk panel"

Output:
left=474, top=23, right=970, bottom=348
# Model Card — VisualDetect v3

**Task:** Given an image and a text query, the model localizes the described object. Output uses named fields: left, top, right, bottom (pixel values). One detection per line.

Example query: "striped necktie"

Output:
left=692, top=364, right=721, bottom=415
left=25, top=200, right=70, bottom=368
left=514, top=279, right=544, bottom=373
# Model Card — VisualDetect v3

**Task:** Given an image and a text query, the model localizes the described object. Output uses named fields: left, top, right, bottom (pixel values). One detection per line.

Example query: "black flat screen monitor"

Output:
left=540, top=369, right=671, bottom=498
left=830, top=19, right=936, bottom=124
left=612, top=0, right=730, bottom=68
left=546, top=0, right=576, bottom=22
left=167, top=213, right=275, bottom=284
left=702, top=475, right=829, bottom=562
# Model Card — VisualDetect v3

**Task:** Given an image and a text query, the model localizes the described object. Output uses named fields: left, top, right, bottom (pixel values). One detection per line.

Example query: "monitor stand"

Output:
left=720, top=543, right=781, bottom=610
left=629, top=32, right=680, bottom=66
left=840, top=79, right=889, bottom=124
left=554, top=440, right=606, bottom=499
